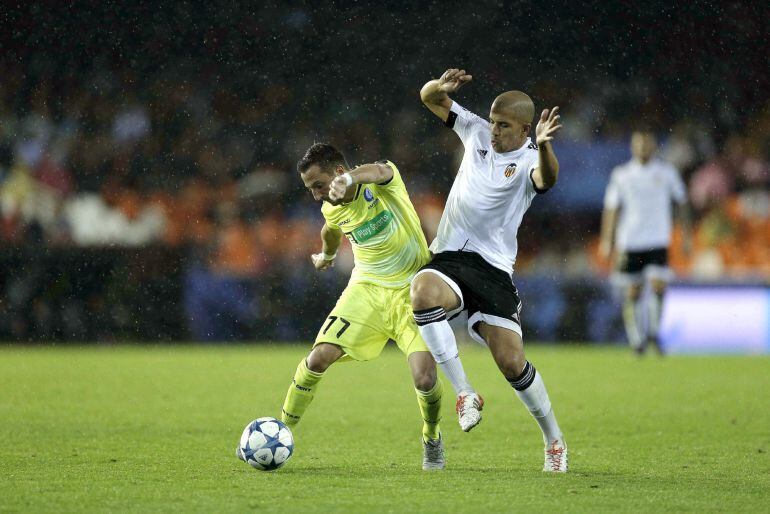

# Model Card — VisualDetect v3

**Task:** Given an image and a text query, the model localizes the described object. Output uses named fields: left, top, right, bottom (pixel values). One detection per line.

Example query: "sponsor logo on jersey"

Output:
left=338, top=219, right=351, bottom=226
left=527, top=141, right=538, bottom=150
left=504, top=163, right=517, bottom=178
left=477, top=148, right=488, bottom=159
left=351, top=210, right=393, bottom=243
left=364, top=188, right=374, bottom=202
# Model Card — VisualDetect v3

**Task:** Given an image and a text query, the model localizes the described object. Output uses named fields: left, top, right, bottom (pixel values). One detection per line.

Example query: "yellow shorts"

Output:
left=313, top=281, right=429, bottom=361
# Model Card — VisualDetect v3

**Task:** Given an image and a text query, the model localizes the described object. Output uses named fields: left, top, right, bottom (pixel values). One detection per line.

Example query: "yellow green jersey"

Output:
left=321, top=160, right=430, bottom=289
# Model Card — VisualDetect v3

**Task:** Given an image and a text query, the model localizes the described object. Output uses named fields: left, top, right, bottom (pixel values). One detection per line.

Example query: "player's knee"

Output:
left=412, top=367, right=437, bottom=391
left=485, top=330, right=526, bottom=379
left=497, top=354, right=527, bottom=381
left=410, top=278, right=441, bottom=310
left=306, top=344, right=339, bottom=373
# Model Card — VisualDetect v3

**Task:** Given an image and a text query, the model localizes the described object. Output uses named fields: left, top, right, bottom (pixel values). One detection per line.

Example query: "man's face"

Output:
left=301, top=164, right=342, bottom=205
left=631, top=132, right=657, bottom=163
left=489, top=108, right=529, bottom=153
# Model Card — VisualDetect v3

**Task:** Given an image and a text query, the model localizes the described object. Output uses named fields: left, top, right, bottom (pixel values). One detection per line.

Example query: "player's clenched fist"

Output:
left=311, top=253, right=334, bottom=271
left=328, top=174, right=350, bottom=202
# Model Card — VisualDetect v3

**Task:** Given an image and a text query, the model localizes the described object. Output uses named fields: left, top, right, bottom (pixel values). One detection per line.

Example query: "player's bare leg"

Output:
left=647, top=278, right=667, bottom=355
left=408, top=351, right=445, bottom=470
left=480, top=322, right=567, bottom=472
left=623, top=282, right=645, bottom=354
left=411, top=273, right=483, bottom=432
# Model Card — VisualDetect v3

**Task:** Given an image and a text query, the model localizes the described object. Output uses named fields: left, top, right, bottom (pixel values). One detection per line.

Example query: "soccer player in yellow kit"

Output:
left=279, top=143, right=444, bottom=470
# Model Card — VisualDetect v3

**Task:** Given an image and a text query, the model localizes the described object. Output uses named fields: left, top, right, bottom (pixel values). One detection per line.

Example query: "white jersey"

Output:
left=430, top=101, right=545, bottom=275
left=603, top=157, right=687, bottom=252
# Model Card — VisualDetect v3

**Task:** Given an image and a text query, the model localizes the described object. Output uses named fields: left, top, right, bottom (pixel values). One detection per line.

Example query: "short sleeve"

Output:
left=371, top=160, right=406, bottom=196
left=667, top=165, right=687, bottom=204
left=445, top=101, right=488, bottom=146
left=525, top=149, right=550, bottom=195
left=604, top=169, right=622, bottom=209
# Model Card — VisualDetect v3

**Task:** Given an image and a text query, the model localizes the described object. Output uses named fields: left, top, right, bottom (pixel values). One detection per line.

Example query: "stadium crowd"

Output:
left=1, top=3, right=767, bottom=341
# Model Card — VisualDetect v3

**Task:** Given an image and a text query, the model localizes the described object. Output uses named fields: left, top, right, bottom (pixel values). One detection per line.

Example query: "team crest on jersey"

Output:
left=504, top=163, right=517, bottom=178
left=477, top=148, right=488, bottom=159
left=364, top=188, right=374, bottom=202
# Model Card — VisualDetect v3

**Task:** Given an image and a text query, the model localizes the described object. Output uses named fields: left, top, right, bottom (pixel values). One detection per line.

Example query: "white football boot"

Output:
left=456, top=393, right=484, bottom=432
left=543, top=439, right=568, bottom=472
left=422, top=434, right=446, bottom=471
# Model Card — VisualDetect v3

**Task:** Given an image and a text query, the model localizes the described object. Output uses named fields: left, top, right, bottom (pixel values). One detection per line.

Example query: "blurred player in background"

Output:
left=258, top=143, right=446, bottom=470
left=411, top=68, right=568, bottom=472
left=600, top=130, right=692, bottom=355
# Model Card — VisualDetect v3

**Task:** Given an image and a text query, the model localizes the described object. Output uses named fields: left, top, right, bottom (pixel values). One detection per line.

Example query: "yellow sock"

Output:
left=281, top=359, right=324, bottom=427
left=416, top=379, right=443, bottom=441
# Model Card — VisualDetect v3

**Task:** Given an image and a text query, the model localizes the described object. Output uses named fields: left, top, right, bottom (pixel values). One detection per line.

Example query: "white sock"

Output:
left=622, top=297, right=642, bottom=348
left=438, top=355, right=474, bottom=396
left=510, top=363, right=563, bottom=444
left=647, top=292, right=663, bottom=339
left=414, top=307, right=474, bottom=396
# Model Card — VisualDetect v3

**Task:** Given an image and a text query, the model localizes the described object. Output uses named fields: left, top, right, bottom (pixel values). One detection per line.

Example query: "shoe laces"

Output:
left=456, top=394, right=479, bottom=416
left=545, top=441, right=565, bottom=470
left=424, top=438, right=443, bottom=461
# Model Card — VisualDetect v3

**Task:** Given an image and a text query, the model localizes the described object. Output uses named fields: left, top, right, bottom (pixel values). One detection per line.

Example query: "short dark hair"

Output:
left=297, top=143, right=348, bottom=174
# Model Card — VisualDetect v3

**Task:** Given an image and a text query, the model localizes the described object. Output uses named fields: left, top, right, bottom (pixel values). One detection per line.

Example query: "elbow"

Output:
left=419, top=81, right=436, bottom=104
left=543, top=171, right=558, bottom=189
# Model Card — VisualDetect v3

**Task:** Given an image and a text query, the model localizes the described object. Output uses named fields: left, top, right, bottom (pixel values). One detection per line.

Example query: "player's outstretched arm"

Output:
left=311, top=223, right=343, bottom=271
left=328, top=162, right=393, bottom=202
left=532, top=107, right=562, bottom=190
left=420, top=68, right=472, bottom=122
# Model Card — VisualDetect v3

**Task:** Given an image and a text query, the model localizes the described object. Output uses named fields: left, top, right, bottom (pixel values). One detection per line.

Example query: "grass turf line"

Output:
left=0, top=344, right=768, bottom=513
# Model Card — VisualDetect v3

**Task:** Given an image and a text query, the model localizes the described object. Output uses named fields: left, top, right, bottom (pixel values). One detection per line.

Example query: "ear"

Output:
left=523, top=123, right=531, bottom=135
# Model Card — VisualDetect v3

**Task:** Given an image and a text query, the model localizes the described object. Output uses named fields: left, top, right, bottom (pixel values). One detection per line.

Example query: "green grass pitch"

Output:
left=1, top=344, right=768, bottom=513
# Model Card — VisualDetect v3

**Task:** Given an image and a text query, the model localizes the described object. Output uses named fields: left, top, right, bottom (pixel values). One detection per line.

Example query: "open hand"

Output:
left=535, top=106, right=562, bottom=145
left=437, top=68, right=472, bottom=94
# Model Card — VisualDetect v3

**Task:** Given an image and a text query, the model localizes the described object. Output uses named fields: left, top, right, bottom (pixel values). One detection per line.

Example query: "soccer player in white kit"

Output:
left=410, top=68, right=568, bottom=472
left=599, top=130, right=691, bottom=355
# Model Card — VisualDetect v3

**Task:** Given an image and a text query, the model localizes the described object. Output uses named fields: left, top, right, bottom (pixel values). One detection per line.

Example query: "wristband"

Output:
left=342, top=173, right=354, bottom=187
left=322, top=251, right=337, bottom=261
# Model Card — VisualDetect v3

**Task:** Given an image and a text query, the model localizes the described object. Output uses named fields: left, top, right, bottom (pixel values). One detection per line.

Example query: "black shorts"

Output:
left=416, top=251, right=523, bottom=343
left=617, top=248, right=668, bottom=274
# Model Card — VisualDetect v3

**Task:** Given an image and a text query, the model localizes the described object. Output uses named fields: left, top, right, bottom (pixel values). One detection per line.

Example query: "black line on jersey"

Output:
left=529, top=168, right=550, bottom=194
left=459, top=239, right=470, bottom=251
left=445, top=111, right=458, bottom=129
left=354, top=184, right=362, bottom=200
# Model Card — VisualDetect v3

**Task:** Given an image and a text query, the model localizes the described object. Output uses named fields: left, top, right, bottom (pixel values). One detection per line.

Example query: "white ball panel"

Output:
left=240, top=426, right=252, bottom=449
left=273, top=446, right=290, bottom=464
left=278, top=427, right=293, bottom=446
left=248, top=431, right=268, bottom=449
left=247, top=457, right=267, bottom=470
left=260, top=421, right=280, bottom=438
left=254, top=448, right=273, bottom=466
left=256, top=416, right=275, bottom=423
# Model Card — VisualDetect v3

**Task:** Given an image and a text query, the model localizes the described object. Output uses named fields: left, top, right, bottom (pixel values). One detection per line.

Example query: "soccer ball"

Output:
left=239, top=417, right=294, bottom=471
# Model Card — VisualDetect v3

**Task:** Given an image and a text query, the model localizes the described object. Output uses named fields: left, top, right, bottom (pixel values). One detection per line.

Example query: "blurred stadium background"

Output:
left=1, top=2, right=767, bottom=351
